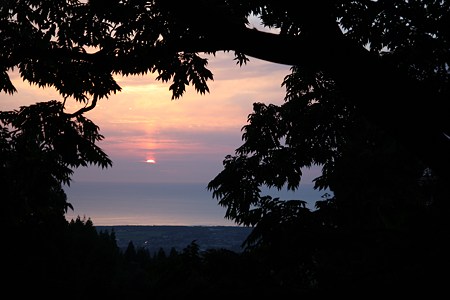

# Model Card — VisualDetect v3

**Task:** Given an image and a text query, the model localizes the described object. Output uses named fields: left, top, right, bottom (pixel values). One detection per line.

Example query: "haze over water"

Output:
left=64, top=181, right=328, bottom=226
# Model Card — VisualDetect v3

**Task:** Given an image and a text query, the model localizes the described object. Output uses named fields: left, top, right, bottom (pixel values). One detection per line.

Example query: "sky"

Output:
left=0, top=20, right=329, bottom=226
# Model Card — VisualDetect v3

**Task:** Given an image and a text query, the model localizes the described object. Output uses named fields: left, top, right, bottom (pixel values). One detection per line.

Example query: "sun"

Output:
left=146, top=159, right=156, bottom=164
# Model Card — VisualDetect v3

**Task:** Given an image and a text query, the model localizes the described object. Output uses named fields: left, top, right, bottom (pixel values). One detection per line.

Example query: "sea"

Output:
left=64, top=181, right=331, bottom=254
left=65, top=181, right=330, bottom=227
left=64, top=180, right=331, bottom=253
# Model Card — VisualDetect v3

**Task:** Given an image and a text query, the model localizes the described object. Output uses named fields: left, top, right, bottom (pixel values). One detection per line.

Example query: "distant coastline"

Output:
left=95, top=225, right=253, bottom=253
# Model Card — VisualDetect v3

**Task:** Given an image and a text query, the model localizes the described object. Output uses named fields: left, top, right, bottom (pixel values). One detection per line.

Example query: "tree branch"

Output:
left=183, top=25, right=450, bottom=180
left=63, top=95, right=98, bottom=118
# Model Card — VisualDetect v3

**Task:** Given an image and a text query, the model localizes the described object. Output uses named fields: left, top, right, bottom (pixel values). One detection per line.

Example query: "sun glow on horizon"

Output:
left=146, top=159, right=156, bottom=164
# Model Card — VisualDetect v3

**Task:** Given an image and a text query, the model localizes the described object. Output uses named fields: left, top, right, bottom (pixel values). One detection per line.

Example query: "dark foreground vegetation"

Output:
left=2, top=217, right=315, bottom=298
left=3, top=213, right=448, bottom=299
left=1, top=1, right=449, bottom=298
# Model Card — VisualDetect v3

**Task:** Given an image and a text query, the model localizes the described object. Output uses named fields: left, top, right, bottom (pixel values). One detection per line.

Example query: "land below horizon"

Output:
left=95, top=225, right=253, bottom=254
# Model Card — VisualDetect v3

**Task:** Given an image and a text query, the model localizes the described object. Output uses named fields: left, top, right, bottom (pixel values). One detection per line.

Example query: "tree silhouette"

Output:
left=1, top=1, right=447, bottom=175
left=124, top=240, right=137, bottom=261
left=1, top=1, right=449, bottom=295
left=0, top=101, right=111, bottom=228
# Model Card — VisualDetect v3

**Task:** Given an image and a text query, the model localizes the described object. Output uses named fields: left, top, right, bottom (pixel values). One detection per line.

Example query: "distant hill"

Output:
left=95, top=225, right=253, bottom=254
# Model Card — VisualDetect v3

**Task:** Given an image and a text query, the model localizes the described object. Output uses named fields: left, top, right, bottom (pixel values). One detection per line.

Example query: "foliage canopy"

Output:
left=1, top=0, right=449, bottom=293
left=0, top=101, right=111, bottom=226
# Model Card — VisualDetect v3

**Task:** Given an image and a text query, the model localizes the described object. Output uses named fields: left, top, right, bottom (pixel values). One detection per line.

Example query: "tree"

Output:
left=1, top=0, right=449, bottom=293
left=1, top=0, right=447, bottom=174
left=0, top=101, right=111, bottom=227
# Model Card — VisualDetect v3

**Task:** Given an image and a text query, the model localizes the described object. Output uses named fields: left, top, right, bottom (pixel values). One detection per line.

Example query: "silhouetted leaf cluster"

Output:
left=0, top=0, right=219, bottom=101
left=0, top=101, right=111, bottom=226
left=1, top=0, right=449, bottom=297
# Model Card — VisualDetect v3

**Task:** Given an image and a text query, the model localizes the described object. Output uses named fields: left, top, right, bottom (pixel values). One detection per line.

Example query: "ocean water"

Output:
left=64, top=181, right=329, bottom=226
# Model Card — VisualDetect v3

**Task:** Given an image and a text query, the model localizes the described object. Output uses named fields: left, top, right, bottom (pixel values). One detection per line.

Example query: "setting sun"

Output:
left=146, top=159, right=156, bottom=164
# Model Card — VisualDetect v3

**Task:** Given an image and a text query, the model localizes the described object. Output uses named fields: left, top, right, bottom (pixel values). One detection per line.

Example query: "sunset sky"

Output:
left=1, top=20, right=328, bottom=226
left=1, top=51, right=296, bottom=181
